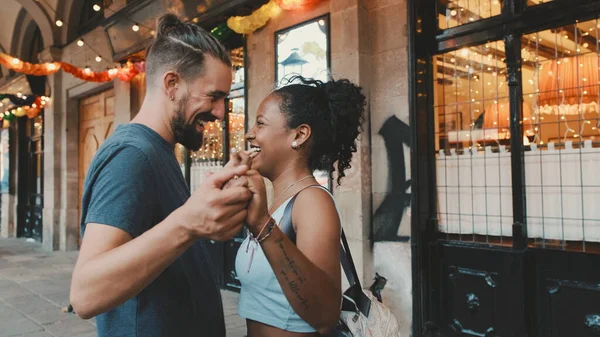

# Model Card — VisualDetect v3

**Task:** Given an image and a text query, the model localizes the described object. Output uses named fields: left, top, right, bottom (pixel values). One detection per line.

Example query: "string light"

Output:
left=77, top=40, right=84, bottom=47
left=84, top=66, right=91, bottom=75
left=93, top=4, right=101, bottom=12
left=56, top=20, right=63, bottom=27
left=132, top=24, right=140, bottom=32
left=95, top=56, right=102, bottom=63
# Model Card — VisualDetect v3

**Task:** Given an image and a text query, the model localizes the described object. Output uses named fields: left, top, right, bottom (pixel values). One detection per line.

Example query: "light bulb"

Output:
left=77, top=40, right=84, bottom=47
left=95, top=56, right=102, bottom=63
left=56, top=20, right=63, bottom=27
left=132, top=24, right=140, bottom=32
left=93, top=4, right=101, bottom=11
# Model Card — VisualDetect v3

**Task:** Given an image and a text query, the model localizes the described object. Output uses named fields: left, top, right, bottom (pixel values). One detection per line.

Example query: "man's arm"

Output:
left=70, top=164, right=251, bottom=319
left=70, top=214, right=194, bottom=319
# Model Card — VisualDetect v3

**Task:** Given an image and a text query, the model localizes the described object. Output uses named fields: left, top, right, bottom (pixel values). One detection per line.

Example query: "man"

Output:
left=70, top=14, right=249, bottom=337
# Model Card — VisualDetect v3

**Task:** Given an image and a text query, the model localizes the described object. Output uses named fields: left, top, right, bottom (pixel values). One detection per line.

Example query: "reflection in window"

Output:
left=276, top=16, right=329, bottom=86
left=438, top=0, right=502, bottom=30
left=434, top=41, right=514, bottom=245
left=523, top=19, right=600, bottom=252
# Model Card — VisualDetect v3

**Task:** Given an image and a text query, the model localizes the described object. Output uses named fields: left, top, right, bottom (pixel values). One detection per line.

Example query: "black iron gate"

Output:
left=409, top=1, right=600, bottom=336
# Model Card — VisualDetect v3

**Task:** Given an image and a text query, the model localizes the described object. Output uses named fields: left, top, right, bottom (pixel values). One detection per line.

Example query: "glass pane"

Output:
left=33, top=115, right=42, bottom=138
left=529, top=0, right=553, bottom=5
left=229, top=98, right=245, bottom=153
left=276, top=16, right=329, bottom=86
left=174, top=144, right=187, bottom=177
left=523, top=19, right=600, bottom=253
left=229, top=46, right=246, bottom=154
left=438, top=0, right=503, bottom=30
left=434, top=41, right=513, bottom=245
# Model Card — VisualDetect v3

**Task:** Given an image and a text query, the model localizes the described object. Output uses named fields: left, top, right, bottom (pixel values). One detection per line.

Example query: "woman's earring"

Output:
left=291, top=141, right=299, bottom=149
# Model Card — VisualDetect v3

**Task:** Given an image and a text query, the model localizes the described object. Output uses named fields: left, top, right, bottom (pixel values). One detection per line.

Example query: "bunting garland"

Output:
left=227, top=0, right=283, bottom=34
left=274, top=0, right=322, bottom=10
left=0, top=53, right=143, bottom=83
left=0, top=94, right=50, bottom=121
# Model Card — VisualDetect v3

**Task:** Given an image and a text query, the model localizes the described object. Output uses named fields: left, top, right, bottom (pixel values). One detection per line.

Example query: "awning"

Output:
left=102, top=0, right=269, bottom=60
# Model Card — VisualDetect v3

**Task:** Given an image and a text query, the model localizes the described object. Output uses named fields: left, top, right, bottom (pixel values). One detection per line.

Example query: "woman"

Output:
left=235, top=75, right=366, bottom=337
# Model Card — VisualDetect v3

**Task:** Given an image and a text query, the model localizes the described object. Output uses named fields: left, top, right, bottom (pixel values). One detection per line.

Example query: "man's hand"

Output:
left=175, top=165, right=252, bottom=241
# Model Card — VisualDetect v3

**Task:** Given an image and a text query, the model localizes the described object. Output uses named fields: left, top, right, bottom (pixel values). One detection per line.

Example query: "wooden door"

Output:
left=78, top=89, right=115, bottom=229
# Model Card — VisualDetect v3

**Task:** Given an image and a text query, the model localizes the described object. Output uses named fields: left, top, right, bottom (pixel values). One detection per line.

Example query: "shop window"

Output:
left=276, top=15, right=329, bottom=86
left=523, top=19, right=600, bottom=251
left=185, top=46, right=247, bottom=191
left=434, top=41, right=514, bottom=245
left=275, top=15, right=331, bottom=188
left=438, top=0, right=502, bottom=30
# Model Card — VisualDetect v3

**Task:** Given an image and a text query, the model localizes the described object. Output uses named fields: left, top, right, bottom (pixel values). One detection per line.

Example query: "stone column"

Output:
left=39, top=47, right=64, bottom=251
left=329, top=0, right=374, bottom=287
left=114, top=79, right=132, bottom=126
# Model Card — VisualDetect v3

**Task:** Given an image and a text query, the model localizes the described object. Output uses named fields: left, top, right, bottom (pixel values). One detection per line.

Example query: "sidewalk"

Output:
left=0, top=238, right=246, bottom=337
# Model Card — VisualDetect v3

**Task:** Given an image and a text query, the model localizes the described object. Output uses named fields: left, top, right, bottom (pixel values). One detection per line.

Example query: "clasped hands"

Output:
left=174, top=149, right=270, bottom=242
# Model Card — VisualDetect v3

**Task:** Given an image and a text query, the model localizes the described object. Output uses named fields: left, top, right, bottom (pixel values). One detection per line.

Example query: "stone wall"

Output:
left=366, top=0, right=412, bottom=334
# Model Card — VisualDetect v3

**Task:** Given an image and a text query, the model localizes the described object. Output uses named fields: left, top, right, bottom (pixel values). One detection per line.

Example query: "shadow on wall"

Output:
left=373, top=115, right=411, bottom=242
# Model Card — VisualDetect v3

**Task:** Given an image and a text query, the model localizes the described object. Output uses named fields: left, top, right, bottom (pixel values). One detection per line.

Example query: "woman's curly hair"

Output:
left=273, top=75, right=366, bottom=185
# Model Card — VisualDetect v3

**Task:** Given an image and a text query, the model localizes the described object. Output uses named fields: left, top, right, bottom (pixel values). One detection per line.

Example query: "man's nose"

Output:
left=212, top=101, right=226, bottom=120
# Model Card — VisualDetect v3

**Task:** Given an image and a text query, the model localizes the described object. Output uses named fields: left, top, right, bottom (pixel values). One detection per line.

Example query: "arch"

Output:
left=15, top=0, right=55, bottom=48
left=11, top=9, right=41, bottom=61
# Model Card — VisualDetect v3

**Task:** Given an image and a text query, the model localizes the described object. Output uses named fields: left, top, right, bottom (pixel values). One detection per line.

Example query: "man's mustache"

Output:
left=195, top=112, right=217, bottom=123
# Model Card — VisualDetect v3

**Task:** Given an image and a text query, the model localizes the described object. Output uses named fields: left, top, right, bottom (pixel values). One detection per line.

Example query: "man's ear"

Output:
left=163, top=71, right=180, bottom=100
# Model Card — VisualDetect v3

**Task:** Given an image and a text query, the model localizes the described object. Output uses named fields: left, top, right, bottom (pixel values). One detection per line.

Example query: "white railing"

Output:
left=437, top=140, right=600, bottom=242
left=189, top=161, right=223, bottom=192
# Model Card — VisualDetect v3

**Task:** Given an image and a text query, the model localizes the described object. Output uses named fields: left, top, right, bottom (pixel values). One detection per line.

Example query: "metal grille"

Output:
left=434, top=41, right=514, bottom=245
left=523, top=19, right=600, bottom=252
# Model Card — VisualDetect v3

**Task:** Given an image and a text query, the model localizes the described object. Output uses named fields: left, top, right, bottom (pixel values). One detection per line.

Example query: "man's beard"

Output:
left=171, top=94, right=216, bottom=151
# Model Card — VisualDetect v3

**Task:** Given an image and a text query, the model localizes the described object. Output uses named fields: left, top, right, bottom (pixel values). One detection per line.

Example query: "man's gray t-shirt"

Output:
left=80, top=123, right=225, bottom=337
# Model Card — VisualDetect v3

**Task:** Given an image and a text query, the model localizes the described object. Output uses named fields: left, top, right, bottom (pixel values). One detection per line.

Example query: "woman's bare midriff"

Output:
left=246, top=319, right=319, bottom=337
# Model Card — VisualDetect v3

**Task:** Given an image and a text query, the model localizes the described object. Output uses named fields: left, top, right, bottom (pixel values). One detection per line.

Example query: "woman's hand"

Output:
left=222, top=149, right=255, bottom=190
left=245, top=169, right=270, bottom=235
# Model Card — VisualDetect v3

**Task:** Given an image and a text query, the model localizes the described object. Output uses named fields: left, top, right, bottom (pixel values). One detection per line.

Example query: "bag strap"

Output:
left=280, top=185, right=361, bottom=288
